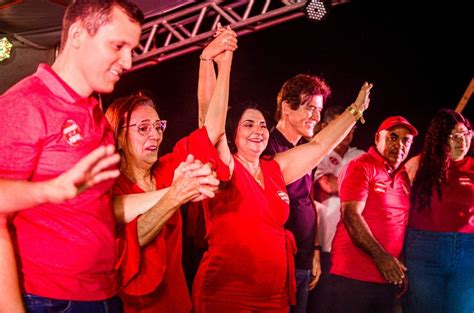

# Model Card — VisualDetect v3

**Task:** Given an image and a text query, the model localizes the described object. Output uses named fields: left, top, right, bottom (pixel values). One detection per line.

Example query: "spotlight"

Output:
left=304, top=0, right=331, bottom=22
left=0, top=37, right=13, bottom=63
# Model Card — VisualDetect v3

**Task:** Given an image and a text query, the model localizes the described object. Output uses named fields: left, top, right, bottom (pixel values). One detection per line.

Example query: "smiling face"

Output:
left=75, top=6, right=141, bottom=95
left=448, top=122, right=472, bottom=161
left=285, top=94, right=324, bottom=138
left=234, top=108, right=269, bottom=158
left=375, top=126, right=414, bottom=169
left=119, top=105, right=163, bottom=171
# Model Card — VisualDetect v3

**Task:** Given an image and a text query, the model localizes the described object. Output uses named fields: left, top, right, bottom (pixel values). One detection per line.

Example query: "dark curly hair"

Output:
left=410, top=109, right=472, bottom=211
left=275, top=74, right=331, bottom=121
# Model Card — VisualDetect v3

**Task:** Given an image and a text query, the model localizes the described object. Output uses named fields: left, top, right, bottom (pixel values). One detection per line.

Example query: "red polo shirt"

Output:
left=0, top=64, right=117, bottom=300
left=331, top=147, right=411, bottom=283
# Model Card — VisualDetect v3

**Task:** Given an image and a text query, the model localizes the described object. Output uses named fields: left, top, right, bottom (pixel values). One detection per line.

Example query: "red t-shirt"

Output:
left=331, top=147, right=411, bottom=283
left=0, top=64, right=117, bottom=300
left=114, top=127, right=229, bottom=313
left=409, top=156, right=473, bottom=233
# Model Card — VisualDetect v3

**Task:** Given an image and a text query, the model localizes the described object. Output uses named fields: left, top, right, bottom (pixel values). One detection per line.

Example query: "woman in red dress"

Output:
left=192, top=47, right=373, bottom=312
left=105, top=28, right=237, bottom=313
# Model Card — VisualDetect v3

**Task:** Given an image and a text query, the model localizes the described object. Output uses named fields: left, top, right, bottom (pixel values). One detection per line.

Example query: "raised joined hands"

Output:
left=201, top=23, right=238, bottom=64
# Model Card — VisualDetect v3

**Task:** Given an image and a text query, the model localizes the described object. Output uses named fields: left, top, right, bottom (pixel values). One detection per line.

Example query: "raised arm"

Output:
left=198, top=25, right=236, bottom=127
left=198, top=27, right=237, bottom=170
left=275, top=82, right=373, bottom=184
left=198, top=26, right=237, bottom=139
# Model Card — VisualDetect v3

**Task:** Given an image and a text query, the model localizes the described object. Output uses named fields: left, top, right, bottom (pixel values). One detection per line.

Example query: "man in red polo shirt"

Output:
left=329, top=116, right=418, bottom=313
left=0, top=1, right=143, bottom=312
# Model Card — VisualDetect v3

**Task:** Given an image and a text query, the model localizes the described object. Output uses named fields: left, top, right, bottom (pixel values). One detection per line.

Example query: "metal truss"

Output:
left=130, top=0, right=307, bottom=72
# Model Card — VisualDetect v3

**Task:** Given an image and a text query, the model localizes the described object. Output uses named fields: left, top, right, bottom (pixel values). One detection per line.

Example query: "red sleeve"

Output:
left=338, top=160, right=370, bottom=203
left=116, top=219, right=168, bottom=296
left=158, top=127, right=230, bottom=182
left=0, top=90, right=44, bottom=180
left=113, top=177, right=168, bottom=296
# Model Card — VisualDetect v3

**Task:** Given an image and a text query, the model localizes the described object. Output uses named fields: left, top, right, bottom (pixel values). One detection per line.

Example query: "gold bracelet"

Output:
left=199, top=54, right=213, bottom=61
left=346, top=105, right=365, bottom=124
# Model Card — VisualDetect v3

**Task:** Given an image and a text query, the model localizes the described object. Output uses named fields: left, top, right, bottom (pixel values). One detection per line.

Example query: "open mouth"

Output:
left=145, top=145, right=158, bottom=151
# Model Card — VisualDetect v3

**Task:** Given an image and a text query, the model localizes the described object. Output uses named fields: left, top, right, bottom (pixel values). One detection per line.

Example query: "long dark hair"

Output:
left=410, top=109, right=471, bottom=211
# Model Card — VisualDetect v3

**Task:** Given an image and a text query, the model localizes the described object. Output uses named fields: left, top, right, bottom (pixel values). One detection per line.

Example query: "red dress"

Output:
left=114, top=127, right=229, bottom=313
left=192, top=156, right=296, bottom=313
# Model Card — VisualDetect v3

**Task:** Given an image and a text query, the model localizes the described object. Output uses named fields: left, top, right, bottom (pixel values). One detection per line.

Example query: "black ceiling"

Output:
left=0, top=0, right=195, bottom=48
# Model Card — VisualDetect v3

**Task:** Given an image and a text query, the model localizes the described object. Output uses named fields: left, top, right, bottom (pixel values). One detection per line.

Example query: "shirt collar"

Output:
left=35, top=63, right=98, bottom=108
left=271, top=127, right=308, bottom=148
left=367, top=146, right=407, bottom=177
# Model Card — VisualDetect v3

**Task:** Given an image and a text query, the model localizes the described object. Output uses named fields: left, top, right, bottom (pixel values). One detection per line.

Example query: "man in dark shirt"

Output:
left=264, top=74, right=331, bottom=313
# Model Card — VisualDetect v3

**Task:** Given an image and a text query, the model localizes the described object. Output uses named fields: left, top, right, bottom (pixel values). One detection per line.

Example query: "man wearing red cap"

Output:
left=328, top=116, right=418, bottom=313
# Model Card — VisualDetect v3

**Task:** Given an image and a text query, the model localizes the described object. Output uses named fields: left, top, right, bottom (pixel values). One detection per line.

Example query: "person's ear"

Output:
left=375, top=132, right=380, bottom=145
left=68, top=21, right=86, bottom=49
left=282, top=100, right=291, bottom=116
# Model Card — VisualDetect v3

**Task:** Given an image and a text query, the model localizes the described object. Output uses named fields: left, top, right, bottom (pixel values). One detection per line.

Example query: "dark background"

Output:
left=104, top=0, right=473, bottom=156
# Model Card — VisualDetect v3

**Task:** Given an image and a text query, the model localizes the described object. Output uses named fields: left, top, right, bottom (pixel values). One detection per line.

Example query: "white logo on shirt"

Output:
left=62, top=119, right=83, bottom=146
left=373, top=181, right=387, bottom=193
left=459, top=176, right=471, bottom=186
left=277, top=191, right=290, bottom=204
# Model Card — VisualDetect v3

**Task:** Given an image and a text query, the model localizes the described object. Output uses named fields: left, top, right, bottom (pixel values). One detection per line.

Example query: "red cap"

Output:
left=377, top=116, right=418, bottom=136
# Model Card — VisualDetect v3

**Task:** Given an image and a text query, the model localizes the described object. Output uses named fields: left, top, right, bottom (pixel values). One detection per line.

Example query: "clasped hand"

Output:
left=171, top=154, right=220, bottom=203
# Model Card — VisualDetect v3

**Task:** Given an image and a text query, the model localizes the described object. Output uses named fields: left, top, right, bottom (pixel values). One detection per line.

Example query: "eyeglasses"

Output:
left=123, top=120, right=167, bottom=136
left=448, top=130, right=473, bottom=141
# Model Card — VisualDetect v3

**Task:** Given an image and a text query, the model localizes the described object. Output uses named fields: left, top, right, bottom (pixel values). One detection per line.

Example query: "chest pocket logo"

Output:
left=459, top=176, right=471, bottom=186
left=373, top=181, right=388, bottom=193
left=62, top=119, right=83, bottom=146
left=329, top=156, right=340, bottom=166
left=277, top=191, right=290, bottom=204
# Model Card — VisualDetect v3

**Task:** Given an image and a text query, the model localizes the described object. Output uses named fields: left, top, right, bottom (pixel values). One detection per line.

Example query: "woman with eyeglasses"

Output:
left=404, top=109, right=473, bottom=313
left=104, top=28, right=237, bottom=313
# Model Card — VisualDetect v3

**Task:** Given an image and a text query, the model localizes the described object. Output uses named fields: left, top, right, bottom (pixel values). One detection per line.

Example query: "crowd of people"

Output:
left=0, top=1, right=472, bottom=313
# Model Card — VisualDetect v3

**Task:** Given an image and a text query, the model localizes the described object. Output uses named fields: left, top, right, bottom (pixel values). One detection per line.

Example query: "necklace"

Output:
left=235, top=154, right=263, bottom=188
left=254, top=165, right=264, bottom=188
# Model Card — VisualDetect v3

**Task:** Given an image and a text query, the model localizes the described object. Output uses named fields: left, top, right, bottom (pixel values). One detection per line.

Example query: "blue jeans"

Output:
left=23, top=294, right=123, bottom=313
left=290, top=269, right=311, bottom=313
left=403, top=228, right=474, bottom=313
